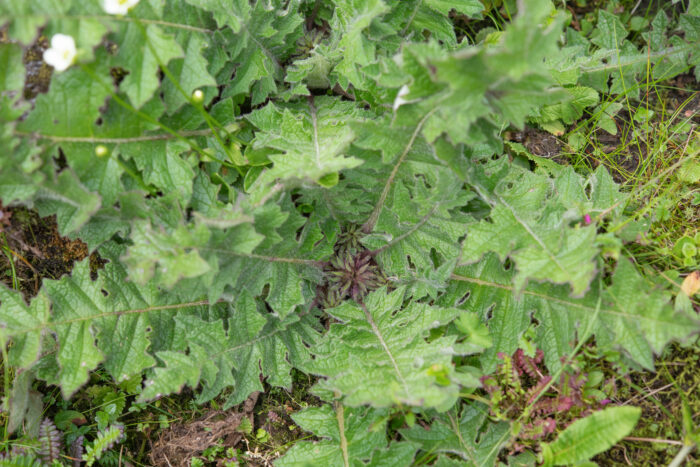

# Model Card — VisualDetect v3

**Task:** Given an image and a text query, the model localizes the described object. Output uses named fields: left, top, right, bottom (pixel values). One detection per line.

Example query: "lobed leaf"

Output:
left=246, top=97, right=367, bottom=195
left=277, top=404, right=390, bottom=467
left=0, top=287, right=50, bottom=369
left=307, top=287, right=466, bottom=410
left=446, top=254, right=698, bottom=373
left=117, top=23, right=184, bottom=109
left=401, top=403, right=510, bottom=466
left=43, top=261, right=108, bottom=398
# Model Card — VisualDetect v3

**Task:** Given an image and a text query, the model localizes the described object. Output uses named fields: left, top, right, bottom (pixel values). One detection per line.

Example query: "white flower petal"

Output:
left=42, top=49, right=63, bottom=70
left=392, top=85, right=411, bottom=111
left=50, top=33, right=76, bottom=53
left=43, top=34, right=76, bottom=72
left=102, top=0, right=140, bottom=15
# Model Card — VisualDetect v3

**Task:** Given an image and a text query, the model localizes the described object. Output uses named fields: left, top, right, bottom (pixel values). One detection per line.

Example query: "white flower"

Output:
left=102, top=0, right=140, bottom=15
left=43, top=34, right=77, bottom=72
left=392, top=85, right=411, bottom=111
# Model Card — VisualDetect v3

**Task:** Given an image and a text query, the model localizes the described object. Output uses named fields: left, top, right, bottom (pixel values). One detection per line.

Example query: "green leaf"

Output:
left=678, top=159, right=700, bottom=184
left=96, top=242, right=157, bottom=382
left=183, top=0, right=249, bottom=32
left=384, top=0, right=567, bottom=147
left=595, top=259, right=696, bottom=367
left=454, top=313, right=492, bottom=350
left=132, top=286, right=316, bottom=406
left=246, top=97, right=365, bottom=197
left=688, top=0, right=700, bottom=16
left=400, top=403, right=510, bottom=466
left=368, top=441, right=420, bottom=466
left=0, top=1, right=110, bottom=48
left=360, top=163, right=472, bottom=280
left=61, top=143, right=125, bottom=207
left=276, top=404, right=389, bottom=467
left=445, top=255, right=537, bottom=373
left=35, top=169, right=102, bottom=237
left=591, top=10, right=628, bottom=50
left=0, top=0, right=51, bottom=44
left=219, top=290, right=317, bottom=406
left=202, top=0, right=303, bottom=103
left=197, top=199, right=320, bottom=317
left=118, top=23, right=184, bottom=109
left=350, top=117, right=473, bottom=290
left=588, top=165, right=625, bottom=216
left=0, top=43, right=24, bottom=94
left=285, top=49, right=334, bottom=92
left=129, top=140, right=195, bottom=200
left=43, top=260, right=108, bottom=398
left=6, top=371, right=43, bottom=436
left=331, top=0, right=390, bottom=90
left=447, top=254, right=698, bottom=372
left=83, top=424, right=125, bottom=466
left=17, top=65, right=112, bottom=137
left=123, top=218, right=211, bottom=289
left=162, top=32, right=217, bottom=113
left=140, top=349, right=203, bottom=401
left=0, top=287, right=50, bottom=369
left=165, top=314, right=234, bottom=404
left=394, top=0, right=483, bottom=47
left=463, top=159, right=598, bottom=296
left=542, top=406, right=641, bottom=466
left=535, top=86, right=599, bottom=127
left=424, top=0, right=483, bottom=18
left=307, top=287, right=463, bottom=410
left=69, top=207, right=130, bottom=252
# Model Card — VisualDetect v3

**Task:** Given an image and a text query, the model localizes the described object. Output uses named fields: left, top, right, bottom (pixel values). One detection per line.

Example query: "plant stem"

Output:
left=133, top=19, right=245, bottom=176
left=56, top=15, right=214, bottom=33
left=0, top=333, right=11, bottom=443
left=668, top=444, right=695, bottom=467
left=78, top=64, right=220, bottom=164
left=624, top=436, right=682, bottom=446
left=335, top=401, right=349, bottom=467
left=13, top=129, right=216, bottom=144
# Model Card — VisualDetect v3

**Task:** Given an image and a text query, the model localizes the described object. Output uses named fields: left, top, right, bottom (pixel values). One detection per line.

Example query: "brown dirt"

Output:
left=145, top=372, right=318, bottom=467
left=589, top=123, right=643, bottom=183
left=0, top=204, right=97, bottom=298
left=520, top=127, right=565, bottom=160
left=150, top=393, right=259, bottom=467
left=572, top=73, right=698, bottom=185
left=660, top=74, right=700, bottom=125
left=22, top=36, right=52, bottom=101
left=506, top=126, right=569, bottom=166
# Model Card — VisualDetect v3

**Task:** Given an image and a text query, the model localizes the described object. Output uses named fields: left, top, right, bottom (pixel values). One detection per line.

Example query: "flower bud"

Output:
left=192, top=89, right=204, bottom=104
left=95, top=145, right=109, bottom=157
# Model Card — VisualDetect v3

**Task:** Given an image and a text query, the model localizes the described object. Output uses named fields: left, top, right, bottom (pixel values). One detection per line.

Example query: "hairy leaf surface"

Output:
left=277, top=404, right=390, bottom=467
left=307, top=287, right=464, bottom=409
left=401, top=404, right=509, bottom=466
